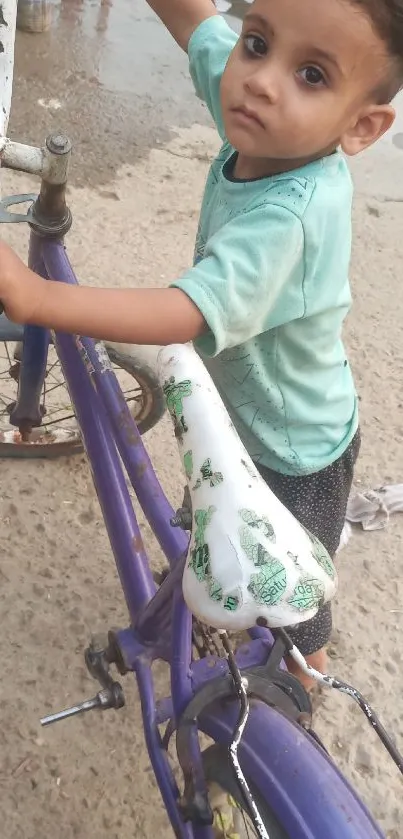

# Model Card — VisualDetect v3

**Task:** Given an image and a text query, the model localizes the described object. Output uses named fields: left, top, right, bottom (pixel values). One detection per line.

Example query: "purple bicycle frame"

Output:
left=19, top=229, right=384, bottom=839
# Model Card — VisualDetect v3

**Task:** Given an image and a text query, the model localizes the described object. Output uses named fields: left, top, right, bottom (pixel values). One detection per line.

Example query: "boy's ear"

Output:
left=341, top=104, right=395, bottom=156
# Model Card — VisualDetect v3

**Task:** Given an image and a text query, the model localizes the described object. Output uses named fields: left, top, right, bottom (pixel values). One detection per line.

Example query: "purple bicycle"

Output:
left=0, top=124, right=402, bottom=839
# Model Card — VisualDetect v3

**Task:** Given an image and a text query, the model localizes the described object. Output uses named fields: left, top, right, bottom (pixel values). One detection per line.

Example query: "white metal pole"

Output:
left=0, top=0, right=17, bottom=138
left=0, top=4, right=69, bottom=184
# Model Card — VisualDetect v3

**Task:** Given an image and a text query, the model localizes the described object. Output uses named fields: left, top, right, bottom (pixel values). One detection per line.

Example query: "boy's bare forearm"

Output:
left=23, top=279, right=206, bottom=345
left=146, top=0, right=217, bottom=50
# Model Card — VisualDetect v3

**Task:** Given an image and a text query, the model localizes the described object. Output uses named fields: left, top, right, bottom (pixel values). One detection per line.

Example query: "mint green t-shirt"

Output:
left=172, top=16, right=358, bottom=476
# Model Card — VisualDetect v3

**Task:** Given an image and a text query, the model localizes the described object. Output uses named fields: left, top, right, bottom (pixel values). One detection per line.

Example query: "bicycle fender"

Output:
left=200, top=698, right=385, bottom=839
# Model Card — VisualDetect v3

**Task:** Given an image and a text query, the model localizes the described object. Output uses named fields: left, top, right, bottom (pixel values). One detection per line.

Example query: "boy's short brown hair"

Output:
left=352, top=0, right=403, bottom=101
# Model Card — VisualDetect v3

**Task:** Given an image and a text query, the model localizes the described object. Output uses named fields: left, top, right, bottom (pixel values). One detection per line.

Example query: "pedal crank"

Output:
left=40, top=633, right=125, bottom=727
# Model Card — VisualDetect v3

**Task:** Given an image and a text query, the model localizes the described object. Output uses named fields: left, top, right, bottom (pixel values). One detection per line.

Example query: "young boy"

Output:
left=0, top=0, right=400, bottom=688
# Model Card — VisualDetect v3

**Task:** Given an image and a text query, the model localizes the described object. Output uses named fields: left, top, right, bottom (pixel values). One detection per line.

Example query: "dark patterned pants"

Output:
left=256, top=430, right=361, bottom=656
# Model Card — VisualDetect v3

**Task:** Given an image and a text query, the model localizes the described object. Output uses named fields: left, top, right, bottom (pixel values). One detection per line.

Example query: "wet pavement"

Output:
left=9, top=0, right=403, bottom=194
left=11, top=0, right=208, bottom=185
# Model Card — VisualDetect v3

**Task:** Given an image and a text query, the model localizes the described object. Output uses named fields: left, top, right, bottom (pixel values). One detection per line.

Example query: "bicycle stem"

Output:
left=0, top=136, right=70, bottom=184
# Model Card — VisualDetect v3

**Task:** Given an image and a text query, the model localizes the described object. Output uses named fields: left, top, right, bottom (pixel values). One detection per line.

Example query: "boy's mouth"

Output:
left=230, top=106, right=265, bottom=130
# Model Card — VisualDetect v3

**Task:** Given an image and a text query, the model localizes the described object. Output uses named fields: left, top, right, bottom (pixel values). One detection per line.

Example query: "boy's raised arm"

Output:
left=146, top=0, right=217, bottom=51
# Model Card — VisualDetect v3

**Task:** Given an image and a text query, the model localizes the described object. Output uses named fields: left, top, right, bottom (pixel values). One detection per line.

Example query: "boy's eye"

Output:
left=243, top=34, right=267, bottom=58
left=299, top=66, right=326, bottom=87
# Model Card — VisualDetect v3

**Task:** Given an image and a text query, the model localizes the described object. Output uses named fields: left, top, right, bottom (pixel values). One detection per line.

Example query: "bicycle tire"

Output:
left=0, top=342, right=165, bottom=458
left=203, top=744, right=290, bottom=838
left=104, top=342, right=166, bottom=435
left=0, top=430, right=83, bottom=459
left=200, top=700, right=384, bottom=838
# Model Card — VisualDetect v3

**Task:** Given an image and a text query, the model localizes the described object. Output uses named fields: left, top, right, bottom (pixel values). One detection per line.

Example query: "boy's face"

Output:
left=220, top=0, right=395, bottom=171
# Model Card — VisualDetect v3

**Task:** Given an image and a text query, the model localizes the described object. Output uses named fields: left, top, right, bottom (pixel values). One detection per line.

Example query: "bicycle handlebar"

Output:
left=0, top=136, right=72, bottom=184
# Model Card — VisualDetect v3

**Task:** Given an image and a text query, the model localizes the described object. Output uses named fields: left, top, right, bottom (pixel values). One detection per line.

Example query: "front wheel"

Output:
left=0, top=340, right=165, bottom=458
left=203, top=745, right=290, bottom=839
left=104, top=342, right=165, bottom=436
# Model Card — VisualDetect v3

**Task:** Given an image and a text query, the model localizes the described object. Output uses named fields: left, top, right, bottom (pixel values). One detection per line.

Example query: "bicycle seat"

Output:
left=158, top=345, right=337, bottom=632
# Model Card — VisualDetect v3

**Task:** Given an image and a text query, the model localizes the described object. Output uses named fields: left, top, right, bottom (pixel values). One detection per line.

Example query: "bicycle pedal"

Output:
left=40, top=682, right=125, bottom=727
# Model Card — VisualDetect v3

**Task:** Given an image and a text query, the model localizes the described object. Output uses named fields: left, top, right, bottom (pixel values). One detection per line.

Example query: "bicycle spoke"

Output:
left=125, top=396, right=142, bottom=405
left=3, top=342, right=12, bottom=365
left=42, top=407, right=75, bottom=420
left=46, top=371, right=64, bottom=387
left=117, top=387, right=142, bottom=398
left=213, top=797, right=258, bottom=838
left=42, top=381, right=66, bottom=397
left=42, top=415, right=77, bottom=427
left=0, top=393, right=11, bottom=409
left=45, top=359, right=60, bottom=377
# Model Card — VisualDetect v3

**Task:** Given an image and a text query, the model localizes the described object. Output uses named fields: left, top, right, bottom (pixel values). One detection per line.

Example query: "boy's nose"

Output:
left=244, top=65, right=280, bottom=104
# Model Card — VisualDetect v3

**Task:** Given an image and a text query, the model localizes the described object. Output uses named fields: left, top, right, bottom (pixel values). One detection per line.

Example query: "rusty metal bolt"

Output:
left=46, top=134, right=72, bottom=155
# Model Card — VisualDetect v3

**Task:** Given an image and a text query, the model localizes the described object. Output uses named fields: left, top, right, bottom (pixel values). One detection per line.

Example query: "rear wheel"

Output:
left=0, top=340, right=165, bottom=458
left=203, top=745, right=290, bottom=839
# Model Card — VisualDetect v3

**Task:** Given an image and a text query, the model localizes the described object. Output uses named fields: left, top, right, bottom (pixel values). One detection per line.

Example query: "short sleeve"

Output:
left=188, top=16, right=238, bottom=140
left=171, top=205, right=306, bottom=356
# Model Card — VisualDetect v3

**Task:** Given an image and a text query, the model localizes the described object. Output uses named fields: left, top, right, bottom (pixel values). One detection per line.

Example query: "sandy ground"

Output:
left=1, top=5, right=403, bottom=839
